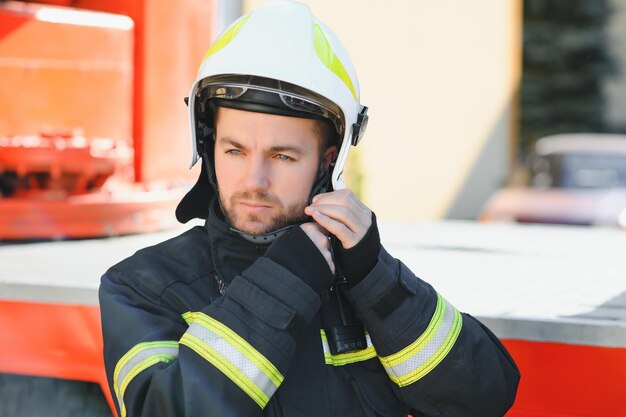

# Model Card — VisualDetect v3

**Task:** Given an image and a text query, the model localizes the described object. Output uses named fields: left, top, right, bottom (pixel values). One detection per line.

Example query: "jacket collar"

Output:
left=205, top=198, right=268, bottom=290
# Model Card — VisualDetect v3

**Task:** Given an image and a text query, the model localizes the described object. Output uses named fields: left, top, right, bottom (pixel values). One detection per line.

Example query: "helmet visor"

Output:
left=196, top=75, right=345, bottom=138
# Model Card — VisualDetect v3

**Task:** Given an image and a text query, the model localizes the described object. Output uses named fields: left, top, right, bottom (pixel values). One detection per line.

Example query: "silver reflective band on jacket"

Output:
left=179, top=312, right=284, bottom=408
left=379, top=293, right=463, bottom=387
left=113, top=341, right=179, bottom=417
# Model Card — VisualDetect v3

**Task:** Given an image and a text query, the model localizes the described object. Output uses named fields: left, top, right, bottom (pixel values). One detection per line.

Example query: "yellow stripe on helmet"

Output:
left=313, top=22, right=357, bottom=101
left=202, top=14, right=251, bottom=64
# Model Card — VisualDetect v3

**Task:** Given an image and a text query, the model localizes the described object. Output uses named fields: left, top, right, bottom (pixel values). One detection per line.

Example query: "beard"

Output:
left=220, top=191, right=310, bottom=235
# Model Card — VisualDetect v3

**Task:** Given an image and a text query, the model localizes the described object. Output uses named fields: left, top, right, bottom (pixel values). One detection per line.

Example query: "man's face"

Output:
left=214, top=107, right=336, bottom=235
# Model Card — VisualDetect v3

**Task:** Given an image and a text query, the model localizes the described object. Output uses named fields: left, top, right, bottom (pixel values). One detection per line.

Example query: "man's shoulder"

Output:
left=103, top=226, right=212, bottom=296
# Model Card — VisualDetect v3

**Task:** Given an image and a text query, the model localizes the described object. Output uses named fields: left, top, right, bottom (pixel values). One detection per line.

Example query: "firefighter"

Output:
left=99, top=2, right=520, bottom=416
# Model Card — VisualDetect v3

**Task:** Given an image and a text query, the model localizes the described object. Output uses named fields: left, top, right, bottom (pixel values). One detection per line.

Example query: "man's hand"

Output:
left=299, top=222, right=335, bottom=274
left=304, top=189, right=372, bottom=250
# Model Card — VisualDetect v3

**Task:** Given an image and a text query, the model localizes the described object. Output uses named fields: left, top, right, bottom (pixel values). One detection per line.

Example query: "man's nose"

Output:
left=243, top=156, right=270, bottom=191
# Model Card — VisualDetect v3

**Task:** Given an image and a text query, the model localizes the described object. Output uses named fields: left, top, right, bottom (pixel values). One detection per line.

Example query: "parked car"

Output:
left=479, top=133, right=626, bottom=228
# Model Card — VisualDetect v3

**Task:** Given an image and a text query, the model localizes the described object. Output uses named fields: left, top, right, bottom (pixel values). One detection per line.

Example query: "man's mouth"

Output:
left=237, top=201, right=273, bottom=213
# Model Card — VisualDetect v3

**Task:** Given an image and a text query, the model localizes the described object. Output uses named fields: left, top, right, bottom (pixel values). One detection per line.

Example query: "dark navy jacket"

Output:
left=99, top=219, right=519, bottom=417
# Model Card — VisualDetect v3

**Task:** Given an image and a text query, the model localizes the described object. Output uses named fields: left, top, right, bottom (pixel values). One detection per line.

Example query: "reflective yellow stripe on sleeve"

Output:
left=113, top=341, right=179, bottom=417
left=378, top=293, right=462, bottom=387
left=179, top=312, right=284, bottom=409
left=182, top=311, right=198, bottom=324
left=320, top=329, right=377, bottom=366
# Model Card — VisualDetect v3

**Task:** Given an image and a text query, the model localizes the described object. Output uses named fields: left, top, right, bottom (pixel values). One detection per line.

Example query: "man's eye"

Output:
left=276, top=154, right=293, bottom=161
left=226, top=149, right=241, bottom=155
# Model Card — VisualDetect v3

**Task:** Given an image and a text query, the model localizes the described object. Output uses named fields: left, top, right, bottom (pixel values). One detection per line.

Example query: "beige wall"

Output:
left=244, top=0, right=522, bottom=221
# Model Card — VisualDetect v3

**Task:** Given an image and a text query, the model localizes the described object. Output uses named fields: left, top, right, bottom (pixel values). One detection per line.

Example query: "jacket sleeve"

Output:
left=100, top=254, right=323, bottom=417
left=345, top=247, right=520, bottom=417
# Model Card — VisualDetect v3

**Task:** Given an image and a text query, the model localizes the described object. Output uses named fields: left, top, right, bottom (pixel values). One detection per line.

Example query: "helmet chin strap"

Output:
left=229, top=224, right=296, bottom=245
left=308, top=160, right=334, bottom=203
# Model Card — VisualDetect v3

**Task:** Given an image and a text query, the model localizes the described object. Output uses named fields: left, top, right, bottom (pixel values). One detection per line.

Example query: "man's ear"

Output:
left=322, top=145, right=338, bottom=171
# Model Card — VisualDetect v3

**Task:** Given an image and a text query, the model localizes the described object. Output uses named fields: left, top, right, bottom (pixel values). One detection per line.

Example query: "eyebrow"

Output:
left=217, top=136, right=305, bottom=155
left=269, top=145, right=304, bottom=155
left=217, top=137, right=246, bottom=149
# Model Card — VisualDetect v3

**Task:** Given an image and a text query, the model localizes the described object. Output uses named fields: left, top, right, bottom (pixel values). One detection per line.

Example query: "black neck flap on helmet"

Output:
left=176, top=77, right=340, bottom=243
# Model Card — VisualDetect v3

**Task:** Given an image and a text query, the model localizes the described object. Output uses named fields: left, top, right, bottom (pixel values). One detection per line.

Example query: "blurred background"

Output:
left=1, top=1, right=625, bottom=416
left=3, top=0, right=626, bottom=232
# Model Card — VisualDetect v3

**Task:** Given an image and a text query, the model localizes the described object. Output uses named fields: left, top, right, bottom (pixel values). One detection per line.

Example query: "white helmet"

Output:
left=176, top=0, right=368, bottom=223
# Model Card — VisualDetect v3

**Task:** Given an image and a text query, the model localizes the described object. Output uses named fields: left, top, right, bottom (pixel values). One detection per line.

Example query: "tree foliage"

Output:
left=520, top=0, right=616, bottom=152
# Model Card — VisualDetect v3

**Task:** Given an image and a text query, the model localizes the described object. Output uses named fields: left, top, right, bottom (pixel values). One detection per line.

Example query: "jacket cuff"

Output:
left=265, top=226, right=334, bottom=294
left=333, top=212, right=381, bottom=287
left=225, top=256, right=322, bottom=336
left=346, top=248, right=439, bottom=355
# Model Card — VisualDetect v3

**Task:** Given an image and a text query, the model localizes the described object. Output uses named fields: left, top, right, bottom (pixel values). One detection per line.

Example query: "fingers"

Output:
left=300, top=222, right=335, bottom=274
left=305, top=189, right=372, bottom=249
left=312, top=189, right=371, bottom=223
left=306, top=209, right=357, bottom=248
left=306, top=204, right=361, bottom=234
